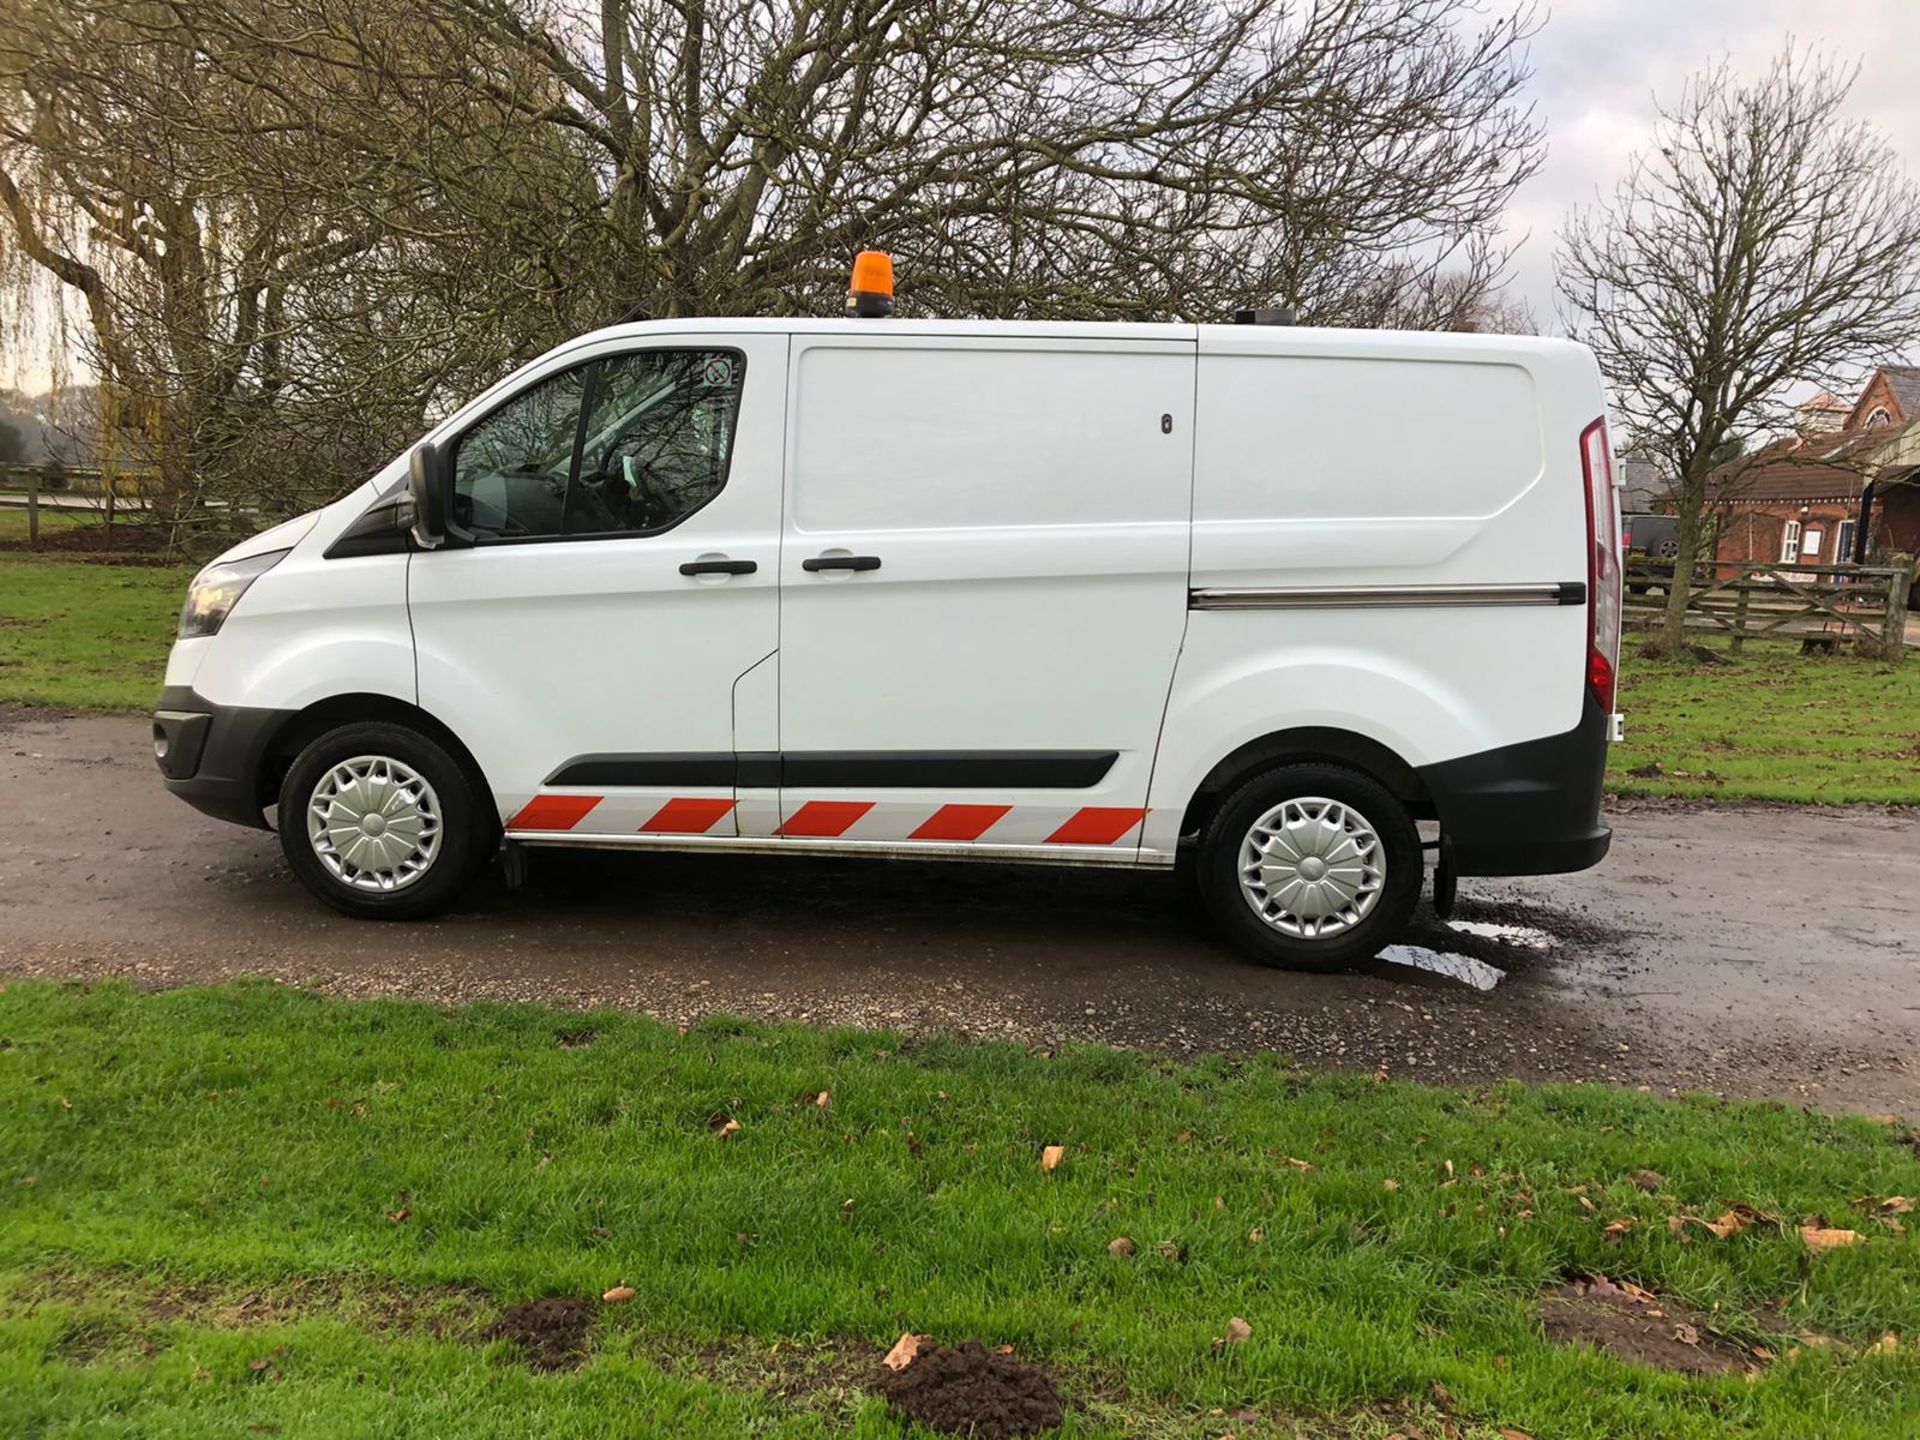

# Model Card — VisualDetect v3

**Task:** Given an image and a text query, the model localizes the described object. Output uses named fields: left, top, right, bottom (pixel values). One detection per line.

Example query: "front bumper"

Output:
left=153, top=685, right=295, bottom=830
left=1417, top=697, right=1613, bottom=877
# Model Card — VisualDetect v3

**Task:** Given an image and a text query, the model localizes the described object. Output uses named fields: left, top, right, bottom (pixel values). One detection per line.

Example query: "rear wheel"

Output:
left=1197, top=762, right=1421, bottom=971
left=277, top=721, right=489, bottom=919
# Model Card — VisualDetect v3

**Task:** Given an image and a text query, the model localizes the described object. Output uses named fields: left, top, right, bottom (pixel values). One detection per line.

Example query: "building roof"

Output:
left=1881, top=366, right=1920, bottom=424
left=1707, top=430, right=1883, bottom=505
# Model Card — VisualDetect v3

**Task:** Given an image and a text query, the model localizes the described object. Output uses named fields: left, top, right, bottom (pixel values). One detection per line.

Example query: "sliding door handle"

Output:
left=679, top=558, right=757, bottom=576
left=802, top=554, right=882, bottom=573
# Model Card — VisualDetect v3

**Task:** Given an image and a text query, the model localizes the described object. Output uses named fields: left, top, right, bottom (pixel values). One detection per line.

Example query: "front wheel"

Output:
left=1197, top=762, right=1422, bottom=971
left=277, top=721, right=489, bottom=920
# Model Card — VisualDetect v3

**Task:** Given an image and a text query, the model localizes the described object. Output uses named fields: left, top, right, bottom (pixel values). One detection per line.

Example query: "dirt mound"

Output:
left=877, top=1340, right=1064, bottom=1438
left=489, top=1295, right=597, bottom=1371
left=1539, top=1276, right=1762, bottom=1376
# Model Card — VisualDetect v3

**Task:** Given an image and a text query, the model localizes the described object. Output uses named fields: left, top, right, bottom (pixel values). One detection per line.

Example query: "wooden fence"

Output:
left=1623, top=559, right=1913, bottom=660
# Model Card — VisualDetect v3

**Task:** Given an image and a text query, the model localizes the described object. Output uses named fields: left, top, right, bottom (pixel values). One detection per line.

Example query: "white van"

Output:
left=154, top=300, right=1622, bottom=970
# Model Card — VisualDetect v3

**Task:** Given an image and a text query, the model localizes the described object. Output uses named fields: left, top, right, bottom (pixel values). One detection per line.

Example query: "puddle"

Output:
left=1377, top=944, right=1505, bottom=991
left=1446, top=919, right=1556, bottom=949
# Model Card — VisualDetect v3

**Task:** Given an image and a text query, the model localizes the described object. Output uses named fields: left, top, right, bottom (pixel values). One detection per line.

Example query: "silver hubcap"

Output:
left=1239, top=796, right=1385, bottom=939
left=307, top=755, right=443, bottom=893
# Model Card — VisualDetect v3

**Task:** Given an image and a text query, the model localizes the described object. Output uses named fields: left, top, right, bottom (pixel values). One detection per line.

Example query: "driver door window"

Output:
left=449, top=349, right=744, bottom=542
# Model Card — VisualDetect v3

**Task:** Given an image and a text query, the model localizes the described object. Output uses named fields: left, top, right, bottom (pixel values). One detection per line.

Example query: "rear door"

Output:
left=767, top=331, right=1195, bottom=855
left=409, top=333, right=786, bottom=836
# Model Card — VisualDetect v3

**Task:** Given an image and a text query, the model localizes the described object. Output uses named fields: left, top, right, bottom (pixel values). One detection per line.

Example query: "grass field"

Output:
left=0, top=552, right=187, bottom=709
left=1611, top=636, right=1920, bottom=803
left=1, top=538, right=1917, bottom=805
left=3, top=981, right=1918, bottom=1438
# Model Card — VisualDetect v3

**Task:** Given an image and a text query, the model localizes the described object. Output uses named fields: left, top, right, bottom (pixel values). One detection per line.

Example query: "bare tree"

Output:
left=4, top=0, right=1543, bottom=536
left=1556, top=47, right=1920, bottom=648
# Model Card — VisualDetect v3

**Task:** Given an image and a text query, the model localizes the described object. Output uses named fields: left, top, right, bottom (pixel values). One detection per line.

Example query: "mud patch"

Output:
left=1539, top=1275, right=1764, bottom=1376
left=877, top=1340, right=1065, bottom=1438
left=489, top=1295, right=597, bottom=1371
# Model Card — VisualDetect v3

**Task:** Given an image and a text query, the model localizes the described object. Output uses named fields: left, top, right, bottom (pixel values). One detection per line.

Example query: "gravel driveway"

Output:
left=4, top=708, right=1917, bottom=1114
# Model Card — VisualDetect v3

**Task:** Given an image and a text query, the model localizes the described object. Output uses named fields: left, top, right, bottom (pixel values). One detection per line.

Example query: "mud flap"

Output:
left=499, top=836, right=528, bottom=890
left=1429, top=835, right=1458, bottom=920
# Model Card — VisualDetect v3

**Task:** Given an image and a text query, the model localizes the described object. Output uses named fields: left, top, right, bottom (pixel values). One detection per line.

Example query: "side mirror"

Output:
left=407, top=441, right=450, bottom=549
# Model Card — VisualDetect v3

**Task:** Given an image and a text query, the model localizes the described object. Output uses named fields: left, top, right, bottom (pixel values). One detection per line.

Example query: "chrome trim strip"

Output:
left=506, top=831, right=1176, bottom=869
left=1190, top=583, right=1578, bottom=611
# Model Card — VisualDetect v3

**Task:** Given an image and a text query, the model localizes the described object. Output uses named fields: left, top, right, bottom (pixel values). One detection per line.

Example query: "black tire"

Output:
left=277, top=720, right=490, bottom=920
left=1197, top=762, right=1422, bottom=971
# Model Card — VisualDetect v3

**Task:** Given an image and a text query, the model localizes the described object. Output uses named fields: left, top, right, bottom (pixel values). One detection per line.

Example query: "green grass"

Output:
left=0, top=553, right=188, bottom=710
left=3, top=982, right=1919, bottom=1438
left=1610, top=636, right=1920, bottom=804
left=0, top=507, right=90, bottom=542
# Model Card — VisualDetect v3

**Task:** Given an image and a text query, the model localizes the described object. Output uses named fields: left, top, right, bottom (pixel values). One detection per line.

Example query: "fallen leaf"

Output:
left=1156, top=1239, right=1187, bottom=1263
left=1429, top=1380, right=1455, bottom=1411
left=1040, top=1145, right=1065, bottom=1172
left=1603, top=1219, right=1633, bottom=1245
left=1631, top=1168, right=1663, bottom=1193
left=602, top=1285, right=636, bottom=1304
left=707, top=1111, right=737, bottom=1135
left=1247, top=1227, right=1265, bottom=1244
left=814, top=1091, right=831, bottom=1109
left=1383, top=1178, right=1400, bottom=1193
left=385, top=1207, right=409, bottom=1225
left=883, top=1333, right=929, bottom=1371
left=1868, top=1332, right=1898, bottom=1356
left=995, top=1343, right=1015, bottom=1356
left=1500, top=1430, right=1535, bottom=1440
left=1800, top=1223, right=1860, bottom=1253
left=1282, top=1156, right=1313, bottom=1172
left=1870, top=1196, right=1914, bottom=1216
left=1673, top=1322, right=1700, bottom=1346
left=1672, top=1209, right=1747, bottom=1240
left=1213, top=1316, right=1253, bottom=1349
left=1108, top=1236, right=1135, bottom=1257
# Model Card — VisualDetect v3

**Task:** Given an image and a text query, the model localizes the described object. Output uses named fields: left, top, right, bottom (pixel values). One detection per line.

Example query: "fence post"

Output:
left=26, top=466, right=39, bottom=548
left=1884, top=558, right=1913, bottom=662
left=1730, top=584, right=1749, bottom=654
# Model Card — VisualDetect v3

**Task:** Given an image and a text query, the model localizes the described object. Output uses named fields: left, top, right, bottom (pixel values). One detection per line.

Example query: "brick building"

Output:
left=1708, top=366, right=1920, bottom=567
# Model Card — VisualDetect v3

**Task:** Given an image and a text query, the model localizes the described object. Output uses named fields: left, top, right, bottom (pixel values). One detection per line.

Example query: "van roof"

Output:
left=573, top=315, right=1589, bottom=364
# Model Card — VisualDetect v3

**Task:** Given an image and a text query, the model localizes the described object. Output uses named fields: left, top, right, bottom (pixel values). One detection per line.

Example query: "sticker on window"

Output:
left=701, top=356, right=736, bottom=388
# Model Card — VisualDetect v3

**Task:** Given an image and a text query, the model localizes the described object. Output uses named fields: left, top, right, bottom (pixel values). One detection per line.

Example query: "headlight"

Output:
left=178, top=550, right=289, bottom=639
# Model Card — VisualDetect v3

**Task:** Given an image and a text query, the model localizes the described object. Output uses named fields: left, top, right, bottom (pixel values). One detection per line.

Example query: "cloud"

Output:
left=1505, top=0, right=1920, bottom=334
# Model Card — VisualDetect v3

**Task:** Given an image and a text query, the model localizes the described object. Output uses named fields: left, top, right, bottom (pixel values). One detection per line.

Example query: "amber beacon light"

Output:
left=847, top=250, right=895, bottom=318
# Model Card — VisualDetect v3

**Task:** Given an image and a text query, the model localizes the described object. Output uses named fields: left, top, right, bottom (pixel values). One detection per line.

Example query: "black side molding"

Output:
left=543, top=750, right=1119, bottom=790
left=1555, top=581, right=1588, bottom=605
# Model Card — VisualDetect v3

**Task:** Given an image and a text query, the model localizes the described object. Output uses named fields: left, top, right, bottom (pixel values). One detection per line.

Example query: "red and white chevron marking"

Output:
left=505, top=793, right=1147, bottom=846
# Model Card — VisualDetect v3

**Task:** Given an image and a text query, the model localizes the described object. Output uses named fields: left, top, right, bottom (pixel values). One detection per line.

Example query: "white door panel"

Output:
left=777, top=336, right=1195, bottom=851
left=410, top=333, right=787, bottom=832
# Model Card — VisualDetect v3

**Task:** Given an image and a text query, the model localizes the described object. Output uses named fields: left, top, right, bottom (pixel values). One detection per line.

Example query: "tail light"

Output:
left=1579, top=417, right=1621, bottom=713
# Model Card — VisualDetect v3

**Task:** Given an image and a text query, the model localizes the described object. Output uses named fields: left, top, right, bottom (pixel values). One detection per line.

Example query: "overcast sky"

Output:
left=1505, top=0, right=1920, bottom=336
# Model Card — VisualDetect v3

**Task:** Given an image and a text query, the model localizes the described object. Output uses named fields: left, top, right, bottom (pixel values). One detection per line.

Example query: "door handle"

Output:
left=679, top=558, right=757, bottom=576
left=802, top=554, right=881, bottom=573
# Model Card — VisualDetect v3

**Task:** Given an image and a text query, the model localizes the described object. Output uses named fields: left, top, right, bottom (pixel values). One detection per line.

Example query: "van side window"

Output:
left=567, top=351, right=744, bottom=536
left=448, top=349, right=745, bottom=542
left=451, top=365, right=589, bottom=540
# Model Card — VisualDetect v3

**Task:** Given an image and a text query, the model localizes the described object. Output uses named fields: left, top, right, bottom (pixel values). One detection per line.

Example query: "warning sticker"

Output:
left=701, top=356, right=736, bottom=388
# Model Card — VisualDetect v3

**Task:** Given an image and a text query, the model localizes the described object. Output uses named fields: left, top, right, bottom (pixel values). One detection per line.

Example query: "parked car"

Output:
left=152, top=260, right=1623, bottom=971
left=1621, top=511, right=1679, bottom=594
